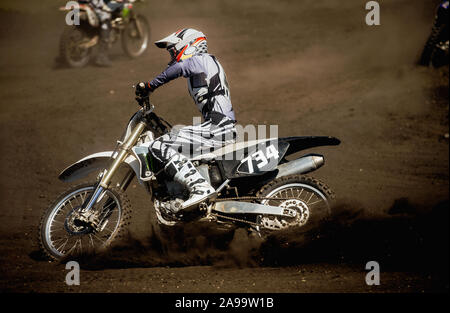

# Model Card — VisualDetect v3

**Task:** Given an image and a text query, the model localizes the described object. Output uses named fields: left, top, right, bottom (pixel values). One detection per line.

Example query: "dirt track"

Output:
left=0, top=0, right=448, bottom=293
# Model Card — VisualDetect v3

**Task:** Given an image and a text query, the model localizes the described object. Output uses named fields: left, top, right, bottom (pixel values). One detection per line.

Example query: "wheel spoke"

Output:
left=56, top=238, right=69, bottom=253
left=102, top=199, right=117, bottom=212
left=89, top=234, right=95, bottom=248
left=306, top=192, right=314, bottom=204
left=66, top=240, right=78, bottom=255
left=308, top=199, right=324, bottom=206
left=51, top=237, right=66, bottom=244
left=91, top=233, right=107, bottom=245
left=79, top=192, right=87, bottom=205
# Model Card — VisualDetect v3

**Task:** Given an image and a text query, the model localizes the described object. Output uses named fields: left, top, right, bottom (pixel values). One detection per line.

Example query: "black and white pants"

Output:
left=91, top=0, right=123, bottom=30
left=149, top=113, right=237, bottom=164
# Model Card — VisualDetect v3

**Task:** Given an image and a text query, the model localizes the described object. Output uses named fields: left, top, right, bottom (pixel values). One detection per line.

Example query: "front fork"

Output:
left=82, top=121, right=146, bottom=213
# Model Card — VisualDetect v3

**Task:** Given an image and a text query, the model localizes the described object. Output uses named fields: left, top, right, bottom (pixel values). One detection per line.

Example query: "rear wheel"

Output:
left=255, top=174, right=334, bottom=236
left=39, top=183, right=131, bottom=261
left=59, top=26, right=93, bottom=68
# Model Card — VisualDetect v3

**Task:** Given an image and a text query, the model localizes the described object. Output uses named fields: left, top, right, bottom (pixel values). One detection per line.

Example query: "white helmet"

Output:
left=155, top=28, right=208, bottom=63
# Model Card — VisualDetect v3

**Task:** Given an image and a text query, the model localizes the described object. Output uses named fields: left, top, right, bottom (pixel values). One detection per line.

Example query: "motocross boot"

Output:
left=95, top=27, right=112, bottom=67
left=165, top=154, right=215, bottom=211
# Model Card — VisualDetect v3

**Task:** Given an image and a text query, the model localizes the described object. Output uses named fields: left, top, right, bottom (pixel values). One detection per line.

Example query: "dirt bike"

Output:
left=38, top=92, right=341, bottom=261
left=419, top=1, right=449, bottom=68
left=58, top=0, right=150, bottom=68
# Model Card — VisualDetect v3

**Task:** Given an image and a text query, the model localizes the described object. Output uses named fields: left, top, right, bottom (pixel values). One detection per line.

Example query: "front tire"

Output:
left=121, top=15, right=150, bottom=58
left=255, top=174, right=334, bottom=235
left=38, top=183, right=131, bottom=261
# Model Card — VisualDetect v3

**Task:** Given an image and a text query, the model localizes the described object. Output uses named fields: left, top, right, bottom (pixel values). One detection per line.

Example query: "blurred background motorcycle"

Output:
left=58, top=0, right=150, bottom=68
left=419, top=0, right=448, bottom=68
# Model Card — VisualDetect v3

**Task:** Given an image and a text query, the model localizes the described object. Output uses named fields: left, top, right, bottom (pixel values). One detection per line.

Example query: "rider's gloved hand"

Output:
left=135, top=82, right=152, bottom=97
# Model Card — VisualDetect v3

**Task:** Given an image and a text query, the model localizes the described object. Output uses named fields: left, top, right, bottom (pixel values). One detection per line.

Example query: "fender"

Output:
left=280, top=136, right=341, bottom=156
left=213, top=136, right=339, bottom=179
left=58, top=151, right=142, bottom=184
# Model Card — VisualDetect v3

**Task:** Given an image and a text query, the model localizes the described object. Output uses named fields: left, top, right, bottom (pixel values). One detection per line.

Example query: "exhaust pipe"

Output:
left=276, top=154, right=324, bottom=178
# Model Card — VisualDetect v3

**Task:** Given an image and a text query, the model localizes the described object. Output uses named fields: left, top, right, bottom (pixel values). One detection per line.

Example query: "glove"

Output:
left=135, top=82, right=152, bottom=97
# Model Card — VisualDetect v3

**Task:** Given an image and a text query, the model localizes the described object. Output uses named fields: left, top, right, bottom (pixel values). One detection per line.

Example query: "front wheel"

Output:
left=39, top=183, right=131, bottom=261
left=121, top=14, right=150, bottom=58
left=255, top=174, right=334, bottom=236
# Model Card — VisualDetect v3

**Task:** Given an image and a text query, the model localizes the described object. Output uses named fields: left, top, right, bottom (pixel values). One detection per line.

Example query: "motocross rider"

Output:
left=419, top=0, right=449, bottom=66
left=90, top=0, right=125, bottom=67
left=135, top=28, right=237, bottom=212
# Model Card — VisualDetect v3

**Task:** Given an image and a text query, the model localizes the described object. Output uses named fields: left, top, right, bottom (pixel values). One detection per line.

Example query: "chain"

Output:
left=208, top=212, right=262, bottom=227
left=214, top=196, right=298, bottom=202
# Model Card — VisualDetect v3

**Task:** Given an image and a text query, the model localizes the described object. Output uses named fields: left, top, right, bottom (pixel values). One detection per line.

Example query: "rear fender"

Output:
left=217, top=136, right=339, bottom=179
left=280, top=136, right=341, bottom=156
left=216, top=139, right=290, bottom=178
left=58, top=151, right=142, bottom=184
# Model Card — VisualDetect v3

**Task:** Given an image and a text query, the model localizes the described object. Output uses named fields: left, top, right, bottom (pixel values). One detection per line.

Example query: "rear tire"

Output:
left=59, top=26, right=92, bottom=68
left=255, top=174, right=335, bottom=236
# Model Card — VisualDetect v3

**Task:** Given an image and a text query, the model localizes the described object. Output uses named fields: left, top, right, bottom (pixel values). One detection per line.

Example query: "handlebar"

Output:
left=133, top=82, right=154, bottom=115
left=136, top=95, right=153, bottom=114
left=132, top=86, right=172, bottom=135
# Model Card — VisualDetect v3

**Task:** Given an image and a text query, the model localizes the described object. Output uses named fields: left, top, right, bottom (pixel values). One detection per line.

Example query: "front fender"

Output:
left=58, top=151, right=141, bottom=183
